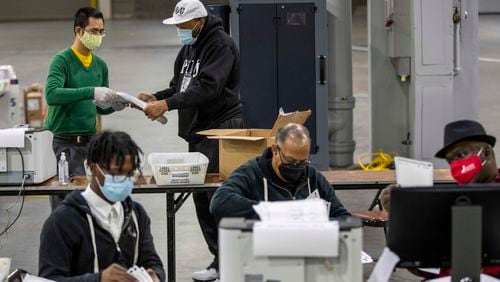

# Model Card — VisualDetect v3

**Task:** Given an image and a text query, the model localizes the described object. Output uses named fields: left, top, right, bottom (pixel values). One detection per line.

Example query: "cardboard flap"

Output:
left=269, top=110, right=312, bottom=137
left=197, top=129, right=248, bottom=136
left=207, top=135, right=267, bottom=141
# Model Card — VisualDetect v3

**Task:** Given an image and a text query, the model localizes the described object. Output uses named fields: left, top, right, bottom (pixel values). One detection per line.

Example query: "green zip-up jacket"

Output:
left=44, top=48, right=113, bottom=136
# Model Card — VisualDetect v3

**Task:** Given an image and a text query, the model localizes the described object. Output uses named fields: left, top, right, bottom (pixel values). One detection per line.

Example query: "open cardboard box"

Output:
left=198, top=110, right=311, bottom=179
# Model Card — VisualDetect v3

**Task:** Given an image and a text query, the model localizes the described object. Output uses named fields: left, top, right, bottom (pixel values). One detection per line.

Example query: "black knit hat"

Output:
left=435, top=120, right=496, bottom=158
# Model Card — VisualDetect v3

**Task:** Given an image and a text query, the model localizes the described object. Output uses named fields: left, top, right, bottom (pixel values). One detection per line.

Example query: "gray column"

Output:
left=327, top=0, right=356, bottom=168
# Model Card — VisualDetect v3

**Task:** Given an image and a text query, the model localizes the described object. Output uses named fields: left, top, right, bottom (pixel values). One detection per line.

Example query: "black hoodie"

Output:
left=154, top=14, right=242, bottom=143
left=210, top=148, right=351, bottom=219
left=39, top=190, right=165, bottom=282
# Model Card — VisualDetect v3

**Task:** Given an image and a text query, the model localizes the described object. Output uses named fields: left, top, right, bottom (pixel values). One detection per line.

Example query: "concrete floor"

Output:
left=0, top=6, right=500, bottom=282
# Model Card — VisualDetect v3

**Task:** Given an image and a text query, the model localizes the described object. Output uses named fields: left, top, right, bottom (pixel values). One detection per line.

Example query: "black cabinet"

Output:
left=231, top=0, right=328, bottom=169
left=231, top=1, right=328, bottom=158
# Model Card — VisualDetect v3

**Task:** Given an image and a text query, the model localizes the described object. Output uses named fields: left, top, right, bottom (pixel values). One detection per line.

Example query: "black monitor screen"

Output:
left=387, top=185, right=500, bottom=268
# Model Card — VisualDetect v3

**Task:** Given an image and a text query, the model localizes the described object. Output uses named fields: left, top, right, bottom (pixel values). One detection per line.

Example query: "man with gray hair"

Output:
left=210, top=123, right=350, bottom=219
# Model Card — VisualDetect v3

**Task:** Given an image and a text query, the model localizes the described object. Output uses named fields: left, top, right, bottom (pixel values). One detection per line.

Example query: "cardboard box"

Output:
left=198, top=110, right=311, bottom=179
left=24, top=84, right=44, bottom=128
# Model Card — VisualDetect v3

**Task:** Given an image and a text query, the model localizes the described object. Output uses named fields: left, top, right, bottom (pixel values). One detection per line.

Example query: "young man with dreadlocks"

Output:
left=39, top=131, right=165, bottom=282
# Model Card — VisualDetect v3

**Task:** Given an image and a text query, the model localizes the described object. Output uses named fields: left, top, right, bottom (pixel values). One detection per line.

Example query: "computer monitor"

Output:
left=387, top=185, right=500, bottom=268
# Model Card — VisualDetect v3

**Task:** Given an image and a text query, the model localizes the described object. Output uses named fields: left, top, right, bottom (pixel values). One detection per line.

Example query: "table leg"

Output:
left=174, top=192, right=191, bottom=213
left=166, top=193, right=175, bottom=282
left=368, top=188, right=383, bottom=210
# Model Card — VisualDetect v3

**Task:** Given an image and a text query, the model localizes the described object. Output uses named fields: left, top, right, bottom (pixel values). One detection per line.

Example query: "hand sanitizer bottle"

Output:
left=58, top=152, right=69, bottom=185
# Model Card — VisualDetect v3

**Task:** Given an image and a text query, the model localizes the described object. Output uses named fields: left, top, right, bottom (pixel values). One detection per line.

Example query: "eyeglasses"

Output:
left=97, top=164, right=139, bottom=183
left=85, top=28, right=106, bottom=37
left=110, top=173, right=137, bottom=183
left=277, top=146, right=310, bottom=167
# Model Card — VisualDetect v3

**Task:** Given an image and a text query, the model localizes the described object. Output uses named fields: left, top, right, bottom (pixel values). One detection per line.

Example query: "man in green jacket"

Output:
left=45, top=7, right=125, bottom=209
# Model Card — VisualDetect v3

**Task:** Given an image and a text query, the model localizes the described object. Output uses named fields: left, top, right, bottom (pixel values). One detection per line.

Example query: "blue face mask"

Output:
left=177, top=28, right=197, bottom=45
left=96, top=165, right=134, bottom=202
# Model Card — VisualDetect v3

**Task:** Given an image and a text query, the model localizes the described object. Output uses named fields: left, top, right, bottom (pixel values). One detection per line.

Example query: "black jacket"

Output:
left=39, top=190, right=165, bottom=282
left=210, top=148, right=351, bottom=219
left=154, top=14, right=242, bottom=143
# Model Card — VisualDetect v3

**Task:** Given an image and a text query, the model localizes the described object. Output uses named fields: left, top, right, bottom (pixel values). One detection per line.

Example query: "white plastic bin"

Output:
left=148, top=152, right=209, bottom=185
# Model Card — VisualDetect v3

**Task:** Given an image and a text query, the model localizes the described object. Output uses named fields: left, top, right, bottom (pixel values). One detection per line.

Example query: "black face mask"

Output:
left=278, top=164, right=306, bottom=183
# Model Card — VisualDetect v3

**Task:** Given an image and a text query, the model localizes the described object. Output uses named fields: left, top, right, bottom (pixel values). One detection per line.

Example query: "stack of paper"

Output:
left=253, top=199, right=330, bottom=223
left=95, top=92, right=168, bottom=125
left=252, top=200, right=339, bottom=257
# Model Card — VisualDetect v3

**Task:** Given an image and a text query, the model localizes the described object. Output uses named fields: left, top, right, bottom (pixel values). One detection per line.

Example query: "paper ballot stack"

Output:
left=95, top=92, right=168, bottom=124
left=252, top=200, right=340, bottom=257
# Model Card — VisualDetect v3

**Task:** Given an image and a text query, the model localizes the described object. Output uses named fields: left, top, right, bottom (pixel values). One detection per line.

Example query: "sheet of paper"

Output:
left=482, top=275, right=500, bottom=282
left=253, top=199, right=329, bottom=223
left=367, top=247, right=400, bottom=282
left=362, top=251, right=374, bottom=264
left=23, top=274, right=56, bottom=282
left=306, top=189, right=321, bottom=200
left=418, top=268, right=441, bottom=275
left=116, top=92, right=168, bottom=124
left=127, top=265, right=153, bottom=282
left=0, top=128, right=27, bottom=148
left=394, top=156, right=433, bottom=187
left=253, top=221, right=339, bottom=257
left=116, top=92, right=147, bottom=109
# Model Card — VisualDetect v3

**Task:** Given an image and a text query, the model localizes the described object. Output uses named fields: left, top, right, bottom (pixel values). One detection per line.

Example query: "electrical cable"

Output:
left=0, top=148, right=27, bottom=238
left=357, top=150, right=398, bottom=171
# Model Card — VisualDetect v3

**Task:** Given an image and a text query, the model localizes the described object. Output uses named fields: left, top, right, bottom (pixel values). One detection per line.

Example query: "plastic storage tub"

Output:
left=148, top=152, right=209, bottom=185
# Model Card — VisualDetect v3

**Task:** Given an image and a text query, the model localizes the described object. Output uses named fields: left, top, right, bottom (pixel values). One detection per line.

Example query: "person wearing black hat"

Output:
left=380, top=119, right=499, bottom=211
left=435, top=120, right=498, bottom=184
left=379, top=119, right=500, bottom=279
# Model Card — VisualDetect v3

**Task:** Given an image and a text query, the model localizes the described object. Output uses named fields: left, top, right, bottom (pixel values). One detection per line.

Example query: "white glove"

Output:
left=111, top=100, right=127, bottom=111
left=93, top=87, right=116, bottom=102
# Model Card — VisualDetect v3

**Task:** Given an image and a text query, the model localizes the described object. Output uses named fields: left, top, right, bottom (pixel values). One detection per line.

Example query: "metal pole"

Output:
left=166, top=193, right=176, bottom=282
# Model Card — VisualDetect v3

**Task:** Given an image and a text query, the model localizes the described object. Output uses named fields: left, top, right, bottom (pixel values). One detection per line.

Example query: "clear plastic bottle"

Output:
left=58, top=152, right=69, bottom=185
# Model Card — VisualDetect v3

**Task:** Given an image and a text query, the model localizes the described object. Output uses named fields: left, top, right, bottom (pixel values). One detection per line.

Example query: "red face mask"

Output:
left=450, top=147, right=486, bottom=185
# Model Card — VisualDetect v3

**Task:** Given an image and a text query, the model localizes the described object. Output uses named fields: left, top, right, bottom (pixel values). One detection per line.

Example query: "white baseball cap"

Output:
left=163, top=0, right=208, bottom=25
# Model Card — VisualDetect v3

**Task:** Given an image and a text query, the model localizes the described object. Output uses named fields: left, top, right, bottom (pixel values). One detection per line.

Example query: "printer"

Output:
left=0, top=129, right=57, bottom=185
left=219, top=217, right=363, bottom=282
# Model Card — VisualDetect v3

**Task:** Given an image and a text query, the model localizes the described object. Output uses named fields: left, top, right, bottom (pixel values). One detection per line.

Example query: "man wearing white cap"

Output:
left=137, top=0, right=244, bottom=280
